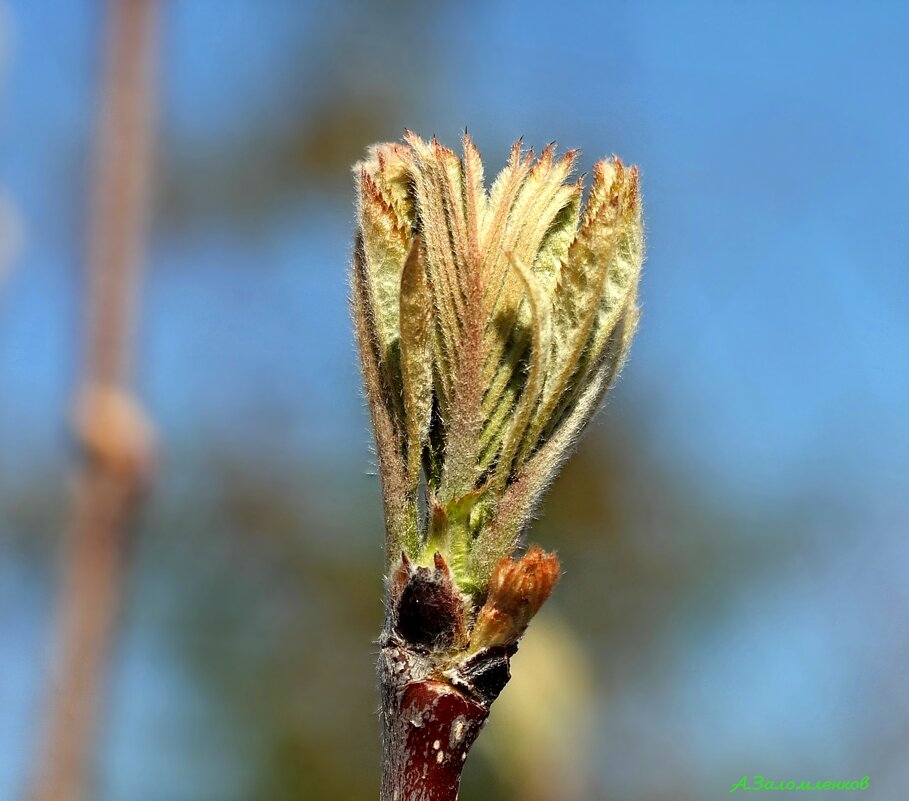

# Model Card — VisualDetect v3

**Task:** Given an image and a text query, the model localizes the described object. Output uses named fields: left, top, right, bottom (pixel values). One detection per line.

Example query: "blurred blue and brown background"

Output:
left=1, top=2, right=908, bottom=800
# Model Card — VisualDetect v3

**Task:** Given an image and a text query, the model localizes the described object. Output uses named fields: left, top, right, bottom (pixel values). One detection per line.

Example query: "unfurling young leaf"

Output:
left=353, top=133, right=643, bottom=595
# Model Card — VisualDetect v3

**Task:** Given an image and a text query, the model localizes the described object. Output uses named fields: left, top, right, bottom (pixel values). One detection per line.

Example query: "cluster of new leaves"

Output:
left=352, top=132, right=643, bottom=594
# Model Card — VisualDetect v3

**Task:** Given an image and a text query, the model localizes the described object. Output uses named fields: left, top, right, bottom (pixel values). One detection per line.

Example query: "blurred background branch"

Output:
left=28, top=2, right=158, bottom=800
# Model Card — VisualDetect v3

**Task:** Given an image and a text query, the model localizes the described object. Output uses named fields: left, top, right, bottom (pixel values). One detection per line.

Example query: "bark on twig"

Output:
left=380, top=676, right=490, bottom=801
left=29, top=2, right=159, bottom=800
left=379, top=553, right=526, bottom=801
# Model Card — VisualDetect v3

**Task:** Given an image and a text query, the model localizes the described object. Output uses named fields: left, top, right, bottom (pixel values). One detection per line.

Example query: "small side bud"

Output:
left=73, top=382, right=156, bottom=488
left=469, top=545, right=560, bottom=651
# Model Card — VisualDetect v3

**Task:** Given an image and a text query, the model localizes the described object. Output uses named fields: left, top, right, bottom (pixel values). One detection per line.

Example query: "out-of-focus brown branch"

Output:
left=29, top=3, right=159, bottom=801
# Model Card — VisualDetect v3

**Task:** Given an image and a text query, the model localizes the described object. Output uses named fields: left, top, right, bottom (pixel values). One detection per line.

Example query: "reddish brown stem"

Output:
left=381, top=678, right=488, bottom=801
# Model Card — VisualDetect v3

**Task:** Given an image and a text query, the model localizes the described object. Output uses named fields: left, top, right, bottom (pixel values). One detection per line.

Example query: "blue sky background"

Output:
left=1, top=2, right=908, bottom=800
